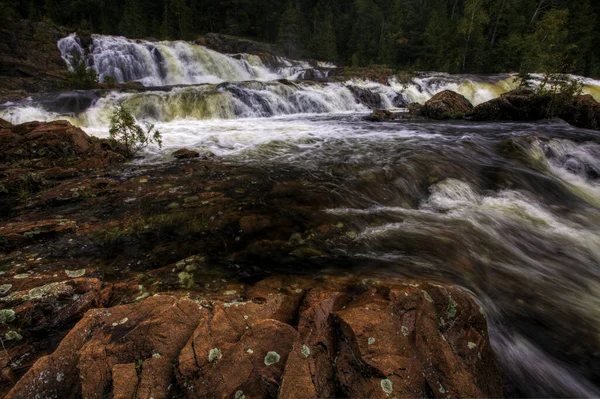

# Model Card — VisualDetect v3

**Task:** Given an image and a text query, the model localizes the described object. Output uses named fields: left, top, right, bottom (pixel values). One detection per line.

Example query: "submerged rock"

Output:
left=172, top=148, right=200, bottom=159
left=5, top=276, right=503, bottom=398
left=364, top=109, right=398, bottom=122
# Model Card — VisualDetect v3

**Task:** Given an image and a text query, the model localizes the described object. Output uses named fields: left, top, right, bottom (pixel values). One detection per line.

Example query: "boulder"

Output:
left=348, top=85, right=383, bottom=109
left=0, top=117, right=13, bottom=128
left=468, top=89, right=551, bottom=121
left=420, top=90, right=474, bottom=119
left=407, top=102, right=424, bottom=116
left=364, top=109, right=398, bottom=122
left=172, top=148, right=200, bottom=159
left=0, top=120, right=91, bottom=161
left=559, top=94, right=600, bottom=130
left=5, top=276, right=504, bottom=399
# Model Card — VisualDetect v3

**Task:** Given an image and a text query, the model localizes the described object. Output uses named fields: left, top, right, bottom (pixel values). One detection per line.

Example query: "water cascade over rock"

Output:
left=57, top=34, right=335, bottom=86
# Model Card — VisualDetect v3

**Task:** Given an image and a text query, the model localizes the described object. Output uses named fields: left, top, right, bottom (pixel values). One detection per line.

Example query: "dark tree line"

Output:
left=2, top=0, right=599, bottom=77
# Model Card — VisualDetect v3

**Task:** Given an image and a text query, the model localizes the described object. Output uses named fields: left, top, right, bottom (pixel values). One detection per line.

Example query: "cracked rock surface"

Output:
left=5, top=276, right=502, bottom=398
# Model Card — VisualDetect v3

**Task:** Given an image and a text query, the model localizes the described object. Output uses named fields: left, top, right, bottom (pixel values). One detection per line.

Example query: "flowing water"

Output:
left=3, top=34, right=600, bottom=397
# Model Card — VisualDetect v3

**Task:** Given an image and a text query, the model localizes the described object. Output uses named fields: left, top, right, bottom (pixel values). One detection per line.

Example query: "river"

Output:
left=2, top=33, right=600, bottom=397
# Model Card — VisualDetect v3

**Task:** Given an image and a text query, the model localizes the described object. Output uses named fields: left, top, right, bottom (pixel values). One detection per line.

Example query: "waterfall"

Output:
left=0, top=81, right=367, bottom=126
left=57, top=34, right=334, bottom=86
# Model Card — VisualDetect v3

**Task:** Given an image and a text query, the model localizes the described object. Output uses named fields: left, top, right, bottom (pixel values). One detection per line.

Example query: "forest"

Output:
left=1, top=0, right=599, bottom=77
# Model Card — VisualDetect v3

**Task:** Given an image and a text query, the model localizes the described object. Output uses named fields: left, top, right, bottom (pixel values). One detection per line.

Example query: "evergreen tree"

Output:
left=310, top=0, right=338, bottom=61
left=119, top=0, right=146, bottom=38
left=458, top=0, right=490, bottom=71
left=277, top=2, right=309, bottom=58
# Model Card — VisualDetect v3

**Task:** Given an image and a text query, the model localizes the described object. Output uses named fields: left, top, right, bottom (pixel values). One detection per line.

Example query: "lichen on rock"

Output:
left=264, top=351, right=280, bottom=365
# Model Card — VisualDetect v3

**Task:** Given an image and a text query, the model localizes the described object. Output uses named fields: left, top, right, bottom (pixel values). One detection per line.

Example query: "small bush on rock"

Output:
left=109, top=105, right=162, bottom=158
left=66, top=52, right=99, bottom=89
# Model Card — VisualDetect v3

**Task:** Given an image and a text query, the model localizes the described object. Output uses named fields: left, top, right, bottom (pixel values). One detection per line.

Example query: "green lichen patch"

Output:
left=447, top=296, right=457, bottom=319
left=178, top=271, right=194, bottom=289
left=0, top=284, right=12, bottom=294
left=65, top=269, right=86, bottom=278
left=264, top=351, right=280, bottom=365
left=235, top=390, right=245, bottom=399
left=28, top=282, right=71, bottom=300
left=208, top=348, right=222, bottom=362
left=438, top=383, right=446, bottom=394
left=301, top=344, right=311, bottom=358
left=5, top=330, right=23, bottom=341
left=0, top=309, right=16, bottom=324
left=112, top=317, right=128, bottom=327
left=422, top=290, right=434, bottom=303
left=13, top=273, right=30, bottom=279
left=381, top=379, right=393, bottom=394
left=368, top=337, right=376, bottom=345
left=467, top=342, right=477, bottom=349
left=401, top=326, right=409, bottom=336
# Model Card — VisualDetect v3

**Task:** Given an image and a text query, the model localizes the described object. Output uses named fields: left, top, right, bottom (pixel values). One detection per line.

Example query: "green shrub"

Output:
left=538, top=73, right=583, bottom=116
left=109, top=105, right=162, bottom=158
left=66, top=52, right=98, bottom=89
left=102, top=75, right=118, bottom=86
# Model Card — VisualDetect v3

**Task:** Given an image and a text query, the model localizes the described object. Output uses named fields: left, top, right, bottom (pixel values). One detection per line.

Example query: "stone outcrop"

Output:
left=468, top=89, right=600, bottom=131
left=559, top=94, right=600, bottom=130
left=0, top=120, right=126, bottom=213
left=348, top=85, right=384, bottom=109
left=5, top=276, right=503, bottom=398
left=468, top=89, right=551, bottom=121
left=417, top=90, right=474, bottom=120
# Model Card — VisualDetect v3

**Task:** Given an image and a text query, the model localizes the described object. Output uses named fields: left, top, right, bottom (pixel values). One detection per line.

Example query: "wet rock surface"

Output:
left=5, top=276, right=502, bottom=398
left=468, top=89, right=552, bottom=121
left=172, top=148, right=201, bottom=159
left=413, top=90, right=474, bottom=120
left=468, top=89, right=600, bottom=130
left=364, top=109, right=399, bottom=122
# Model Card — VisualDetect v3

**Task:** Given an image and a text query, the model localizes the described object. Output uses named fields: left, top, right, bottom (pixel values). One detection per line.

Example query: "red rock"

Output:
left=179, top=319, right=300, bottom=398
left=1, top=278, right=107, bottom=333
left=111, top=363, right=138, bottom=399
left=5, top=277, right=503, bottom=399
left=5, top=295, right=203, bottom=399
left=23, top=120, right=90, bottom=154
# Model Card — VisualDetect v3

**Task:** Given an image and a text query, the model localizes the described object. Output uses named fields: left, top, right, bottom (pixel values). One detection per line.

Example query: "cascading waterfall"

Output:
left=0, top=81, right=367, bottom=127
left=57, top=34, right=334, bottom=86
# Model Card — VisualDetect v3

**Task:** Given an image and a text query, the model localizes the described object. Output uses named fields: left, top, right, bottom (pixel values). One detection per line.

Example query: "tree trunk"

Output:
left=490, top=0, right=506, bottom=48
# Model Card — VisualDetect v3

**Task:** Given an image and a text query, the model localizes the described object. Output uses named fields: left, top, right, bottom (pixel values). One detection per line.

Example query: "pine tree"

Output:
left=310, top=0, right=338, bottom=61
left=119, top=0, right=146, bottom=38
left=277, top=2, right=309, bottom=58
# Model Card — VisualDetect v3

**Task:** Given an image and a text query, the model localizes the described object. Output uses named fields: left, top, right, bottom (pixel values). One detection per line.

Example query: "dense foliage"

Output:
left=2, top=0, right=599, bottom=76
